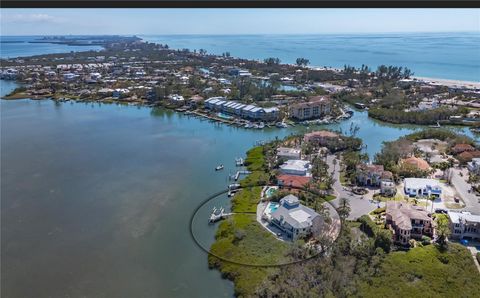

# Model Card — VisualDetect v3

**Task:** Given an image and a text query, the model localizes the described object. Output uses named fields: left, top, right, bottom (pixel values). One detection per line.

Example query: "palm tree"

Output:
left=337, top=197, right=351, bottom=220
left=436, top=216, right=451, bottom=248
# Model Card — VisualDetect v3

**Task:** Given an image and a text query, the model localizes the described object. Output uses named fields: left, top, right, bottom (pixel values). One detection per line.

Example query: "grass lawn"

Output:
left=231, top=187, right=262, bottom=213
left=358, top=244, right=480, bottom=297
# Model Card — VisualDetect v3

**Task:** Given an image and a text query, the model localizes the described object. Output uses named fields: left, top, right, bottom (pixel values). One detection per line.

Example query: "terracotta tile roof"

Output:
left=452, top=143, right=475, bottom=153
left=458, top=150, right=480, bottom=162
left=277, top=175, right=312, bottom=188
left=401, top=156, right=431, bottom=171
left=304, top=130, right=338, bottom=140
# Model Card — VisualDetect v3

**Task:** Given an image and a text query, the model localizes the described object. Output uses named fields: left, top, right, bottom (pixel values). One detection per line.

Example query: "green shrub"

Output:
left=372, top=207, right=386, bottom=214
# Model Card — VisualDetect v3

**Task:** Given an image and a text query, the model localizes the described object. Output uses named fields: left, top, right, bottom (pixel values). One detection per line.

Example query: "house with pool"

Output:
left=263, top=194, right=323, bottom=241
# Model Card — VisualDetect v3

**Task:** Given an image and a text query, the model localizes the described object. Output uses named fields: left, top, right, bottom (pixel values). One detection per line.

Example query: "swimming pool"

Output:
left=217, top=112, right=233, bottom=120
left=268, top=202, right=279, bottom=213
left=265, top=187, right=278, bottom=198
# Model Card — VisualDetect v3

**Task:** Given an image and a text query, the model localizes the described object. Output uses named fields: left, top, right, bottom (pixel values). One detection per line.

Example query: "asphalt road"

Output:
left=450, top=167, right=480, bottom=214
left=326, top=155, right=382, bottom=220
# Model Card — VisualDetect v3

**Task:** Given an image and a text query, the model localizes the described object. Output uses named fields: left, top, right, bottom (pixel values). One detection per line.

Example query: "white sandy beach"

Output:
left=413, top=76, right=480, bottom=89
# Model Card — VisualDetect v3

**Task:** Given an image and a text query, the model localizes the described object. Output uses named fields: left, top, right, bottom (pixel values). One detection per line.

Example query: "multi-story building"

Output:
left=386, top=201, right=433, bottom=245
left=270, top=194, right=323, bottom=241
left=404, top=178, right=442, bottom=198
left=467, top=157, right=480, bottom=175
left=289, top=96, right=331, bottom=120
left=356, top=163, right=393, bottom=187
left=303, top=130, right=339, bottom=145
left=448, top=211, right=480, bottom=241
left=203, top=97, right=279, bottom=121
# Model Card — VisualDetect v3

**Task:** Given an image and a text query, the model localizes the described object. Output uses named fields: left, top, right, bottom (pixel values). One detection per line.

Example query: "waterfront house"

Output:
left=277, top=175, right=311, bottom=189
left=448, top=211, right=480, bottom=241
left=113, top=88, right=130, bottom=99
left=279, top=160, right=311, bottom=176
left=467, top=158, right=480, bottom=175
left=289, top=96, right=332, bottom=120
left=356, top=163, right=393, bottom=187
left=303, top=130, right=339, bottom=145
left=403, top=178, right=442, bottom=198
left=277, top=147, right=301, bottom=160
left=386, top=201, right=432, bottom=245
left=167, top=94, right=185, bottom=105
left=270, top=194, right=323, bottom=241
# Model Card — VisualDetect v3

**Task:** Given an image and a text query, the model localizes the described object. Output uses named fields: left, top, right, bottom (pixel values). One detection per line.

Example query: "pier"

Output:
left=209, top=207, right=233, bottom=223
left=229, top=170, right=251, bottom=181
left=235, top=157, right=245, bottom=166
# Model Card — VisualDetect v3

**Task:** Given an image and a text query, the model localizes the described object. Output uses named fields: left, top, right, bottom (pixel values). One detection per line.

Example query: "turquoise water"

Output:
left=217, top=112, right=233, bottom=120
left=269, top=202, right=280, bottom=213
left=3, top=33, right=479, bottom=81
left=266, top=187, right=278, bottom=198
left=142, top=33, right=480, bottom=81
left=1, top=36, right=103, bottom=58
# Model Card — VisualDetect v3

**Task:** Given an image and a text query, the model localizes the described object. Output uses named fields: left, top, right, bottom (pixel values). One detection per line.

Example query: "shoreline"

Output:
left=412, top=76, right=480, bottom=89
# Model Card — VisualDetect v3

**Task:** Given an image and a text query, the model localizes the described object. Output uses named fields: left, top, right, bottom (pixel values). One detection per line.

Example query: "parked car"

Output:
left=435, top=208, right=448, bottom=214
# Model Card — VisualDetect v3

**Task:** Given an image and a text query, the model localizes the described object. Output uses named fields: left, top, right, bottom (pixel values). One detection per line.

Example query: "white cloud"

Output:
left=1, top=13, right=63, bottom=24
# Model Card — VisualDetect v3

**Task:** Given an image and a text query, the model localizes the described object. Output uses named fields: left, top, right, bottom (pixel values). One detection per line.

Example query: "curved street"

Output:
left=326, top=154, right=383, bottom=220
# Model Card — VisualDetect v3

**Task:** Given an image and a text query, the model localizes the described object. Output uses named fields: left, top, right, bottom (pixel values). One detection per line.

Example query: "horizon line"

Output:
left=2, top=30, right=479, bottom=37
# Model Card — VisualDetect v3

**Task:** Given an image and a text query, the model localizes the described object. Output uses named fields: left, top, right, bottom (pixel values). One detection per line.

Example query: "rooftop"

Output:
left=404, top=178, right=441, bottom=189
left=271, top=195, right=320, bottom=229
left=448, top=211, right=480, bottom=224
left=386, top=201, right=430, bottom=230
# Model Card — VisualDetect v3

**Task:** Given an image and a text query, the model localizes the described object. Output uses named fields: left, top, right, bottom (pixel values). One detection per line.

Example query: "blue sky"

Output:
left=1, top=9, right=479, bottom=35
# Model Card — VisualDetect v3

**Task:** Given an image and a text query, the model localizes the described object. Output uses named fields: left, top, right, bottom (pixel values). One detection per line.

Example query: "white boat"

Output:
left=429, top=121, right=441, bottom=128
left=257, top=122, right=265, bottom=129
left=215, top=164, right=224, bottom=171
left=275, top=122, right=288, bottom=128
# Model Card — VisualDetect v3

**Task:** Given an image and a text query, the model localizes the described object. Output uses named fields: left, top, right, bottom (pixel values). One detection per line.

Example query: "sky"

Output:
left=0, top=9, right=479, bottom=35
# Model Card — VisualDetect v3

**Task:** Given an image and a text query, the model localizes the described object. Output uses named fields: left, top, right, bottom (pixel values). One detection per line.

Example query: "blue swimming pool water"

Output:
left=266, top=187, right=277, bottom=198
left=269, top=203, right=279, bottom=213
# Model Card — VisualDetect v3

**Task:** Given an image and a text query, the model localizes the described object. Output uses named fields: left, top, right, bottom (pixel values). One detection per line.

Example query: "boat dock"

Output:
left=209, top=207, right=233, bottom=223
left=229, top=170, right=251, bottom=181
left=235, top=157, right=245, bottom=166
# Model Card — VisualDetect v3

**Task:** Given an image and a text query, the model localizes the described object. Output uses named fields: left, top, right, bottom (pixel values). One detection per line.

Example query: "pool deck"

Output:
left=256, top=198, right=342, bottom=244
left=256, top=201, right=289, bottom=242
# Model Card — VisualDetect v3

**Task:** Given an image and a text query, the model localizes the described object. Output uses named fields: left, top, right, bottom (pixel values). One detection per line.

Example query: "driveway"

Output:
left=326, top=155, right=383, bottom=220
left=450, top=167, right=480, bottom=214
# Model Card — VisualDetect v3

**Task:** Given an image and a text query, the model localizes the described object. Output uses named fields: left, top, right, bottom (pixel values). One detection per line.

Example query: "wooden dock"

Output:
left=209, top=207, right=233, bottom=223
